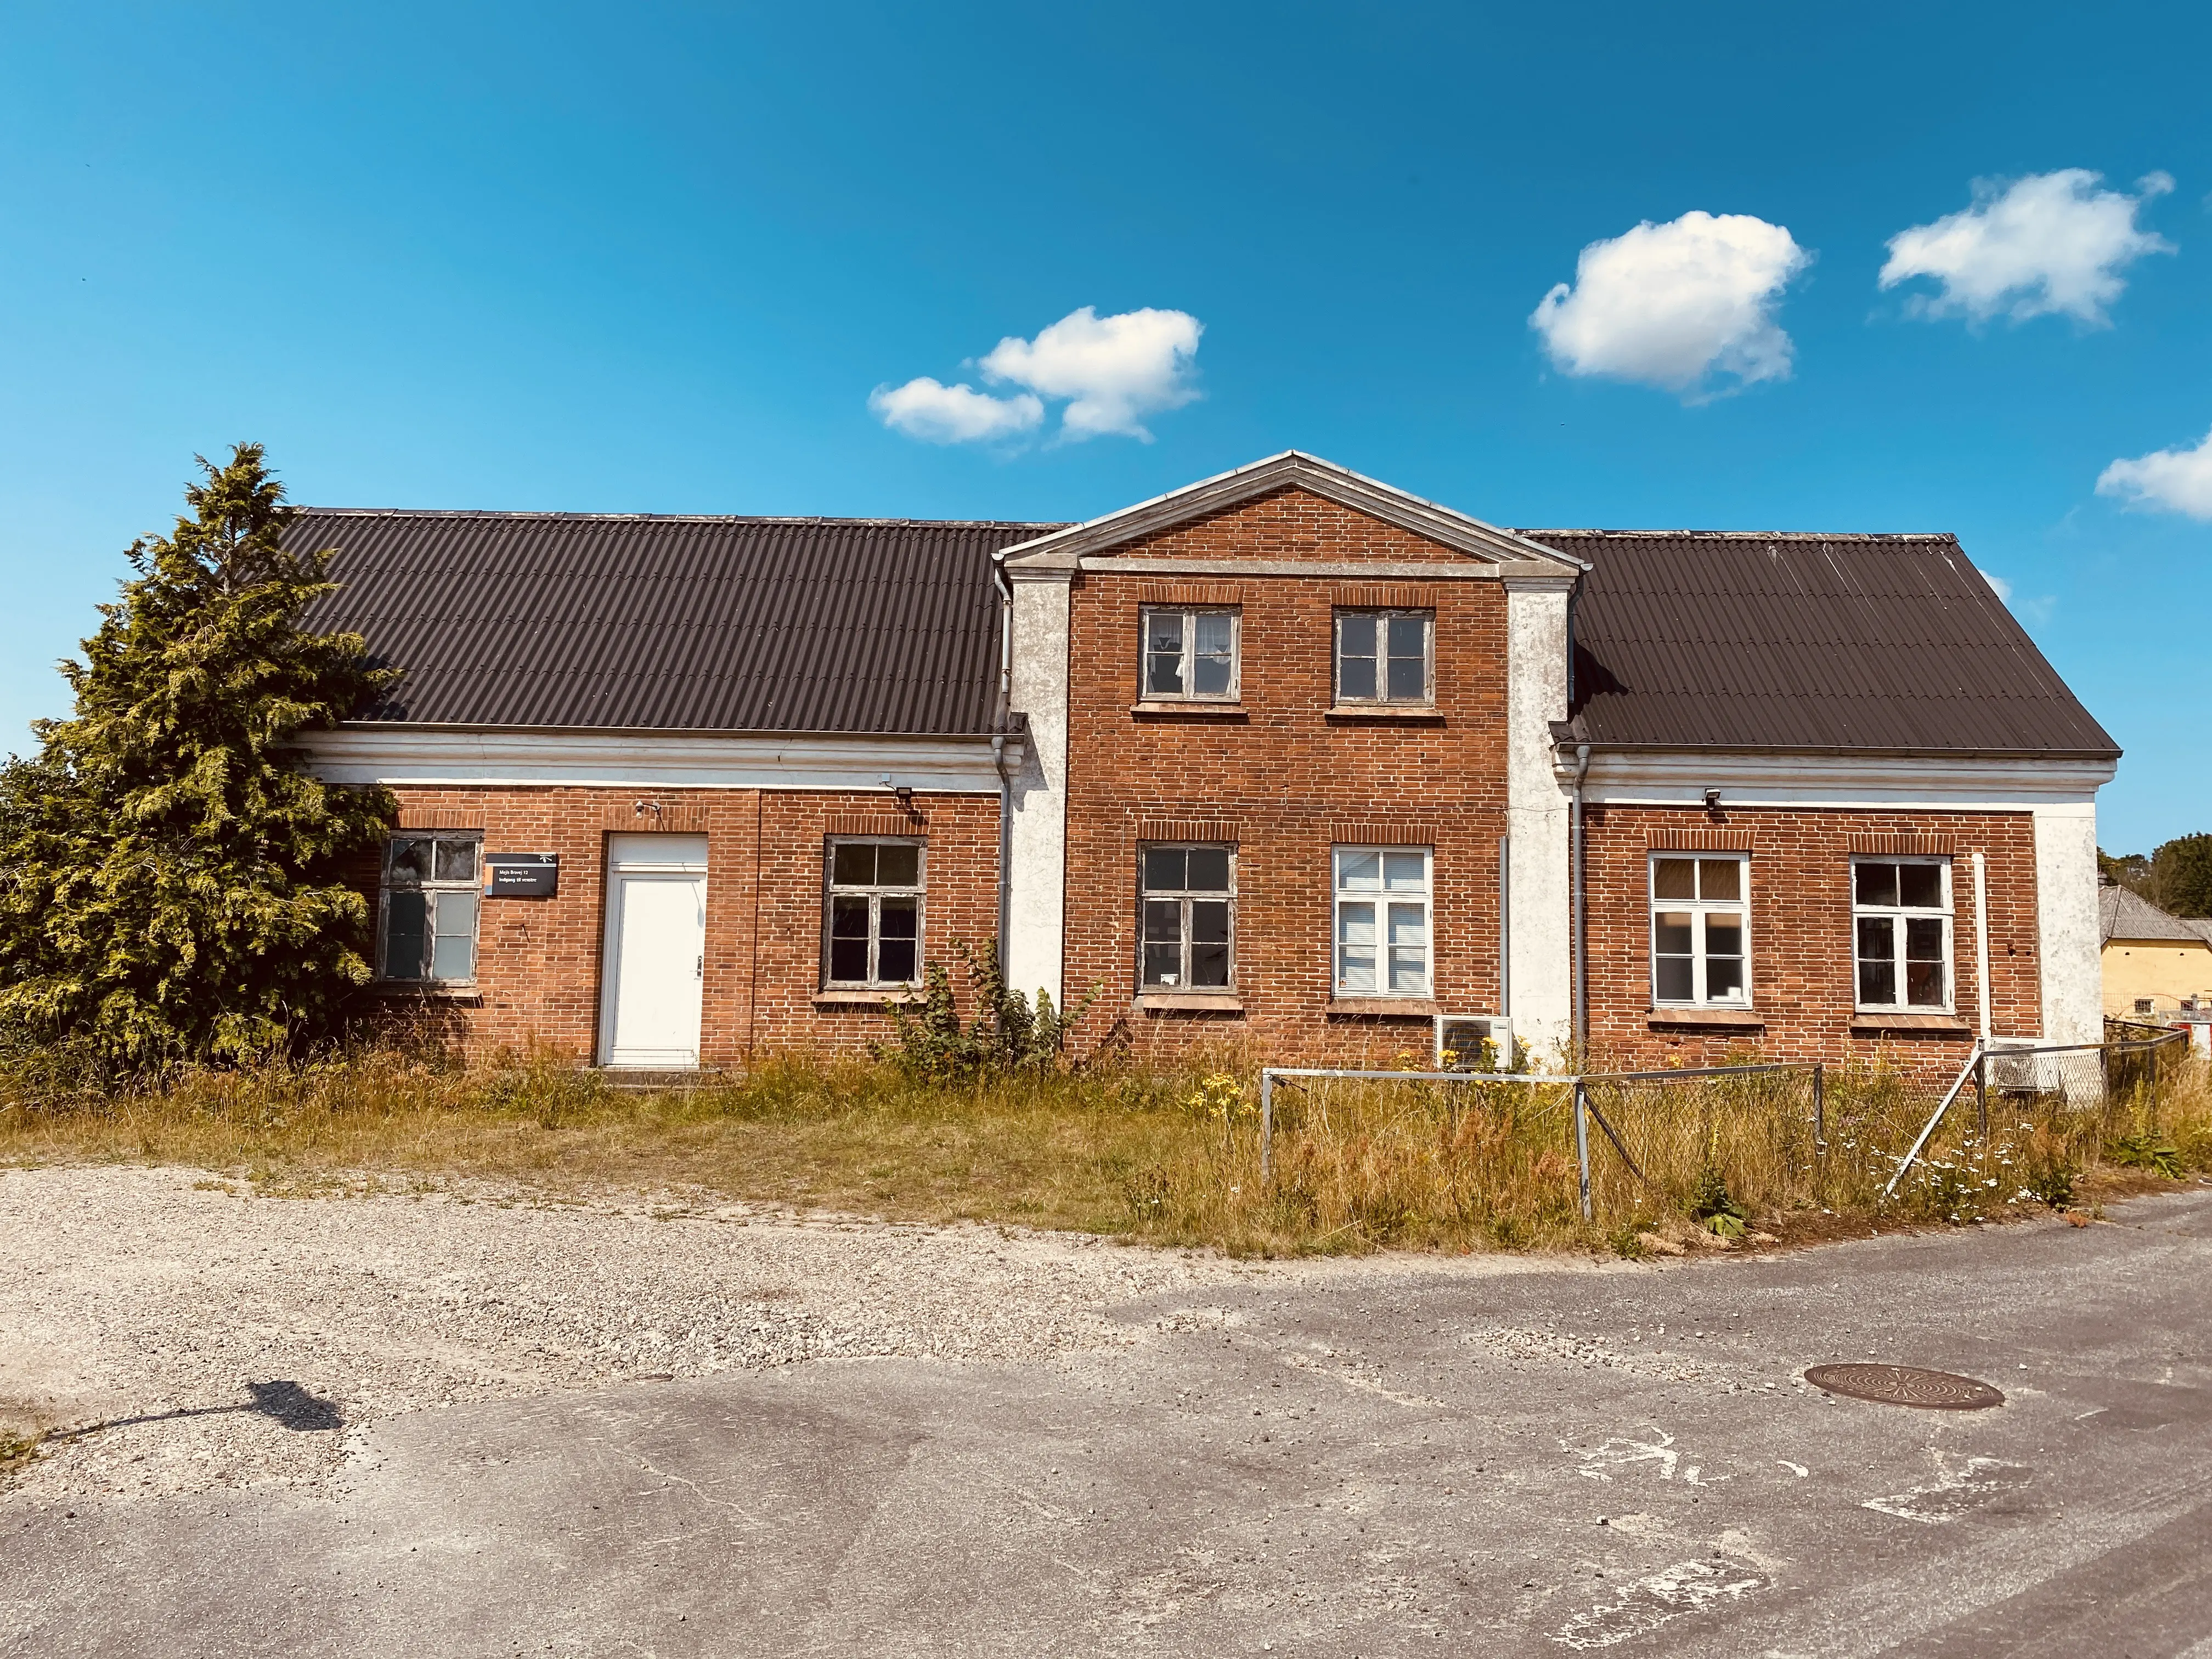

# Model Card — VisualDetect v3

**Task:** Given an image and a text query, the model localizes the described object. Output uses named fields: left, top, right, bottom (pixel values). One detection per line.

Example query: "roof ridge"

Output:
left=294, top=507, right=1073, bottom=530
left=1519, top=528, right=1956, bottom=541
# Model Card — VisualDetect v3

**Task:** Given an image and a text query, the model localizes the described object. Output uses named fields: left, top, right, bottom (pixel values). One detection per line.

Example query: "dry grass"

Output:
left=2, top=1043, right=2207, bottom=1257
left=0, top=1050, right=1212, bottom=1235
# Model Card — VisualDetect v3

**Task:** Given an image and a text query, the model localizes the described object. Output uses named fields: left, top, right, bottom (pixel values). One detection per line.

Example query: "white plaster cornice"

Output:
left=1569, top=748, right=2115, bottom=809
left=997, top=452, right=1588, bottom=575
left=297, top=725, right=1013, bottom=793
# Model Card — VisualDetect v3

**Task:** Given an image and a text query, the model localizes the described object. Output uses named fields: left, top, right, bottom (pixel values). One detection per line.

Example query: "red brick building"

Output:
left=298, top=453, right=2118, bottom=1075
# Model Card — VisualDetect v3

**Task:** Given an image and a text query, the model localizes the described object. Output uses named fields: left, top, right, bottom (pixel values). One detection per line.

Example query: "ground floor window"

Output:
left=1853, top=857, right=1952, bottom=1010
left=380, top=834, right=481, bottom=983
left=825, top=839, right=923, bottom=987
left=1333, top=845, right=1431, bottom=995
left=1650, top=854, right=1749, bottom=1005
left=1139, top=844, right=1234, bottom=990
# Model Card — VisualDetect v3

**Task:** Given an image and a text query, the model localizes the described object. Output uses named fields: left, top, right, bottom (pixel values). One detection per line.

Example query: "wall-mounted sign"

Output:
left=484, top=853, right=559, bottom=898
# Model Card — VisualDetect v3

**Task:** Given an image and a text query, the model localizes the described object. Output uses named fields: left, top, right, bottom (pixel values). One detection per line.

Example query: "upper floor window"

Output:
left=825, top=839, right=923, bottom=988
left=1853, top=857, right=1950, bottom=1011
left=1335, top=610, right=1432, bottom=706
left=1142, top=608, right=1238, bottom=701
left=380, top=834, right=481, bottom=983
left=1333, top=846, right=1431, bottom=996
left=1650, top=855, right=1748, bottom=1006
left=1139, top=844, right=1234, bottom=991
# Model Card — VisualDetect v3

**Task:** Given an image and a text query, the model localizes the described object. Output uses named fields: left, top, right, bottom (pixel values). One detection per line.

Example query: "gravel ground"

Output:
left=0, top=1163, right=1308, bottom=1505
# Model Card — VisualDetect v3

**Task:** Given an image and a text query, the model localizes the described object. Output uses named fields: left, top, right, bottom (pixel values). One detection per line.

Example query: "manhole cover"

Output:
left=1804, top=1363, right=2005, bottom=1409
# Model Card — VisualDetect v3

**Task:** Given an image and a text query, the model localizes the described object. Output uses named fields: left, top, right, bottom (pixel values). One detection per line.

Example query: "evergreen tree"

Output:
left=2098, top=847, right=2152, bottom=895
left=2152, top=833, right=2212, bottom=919
left=0, top=445, right=397, bottom=1070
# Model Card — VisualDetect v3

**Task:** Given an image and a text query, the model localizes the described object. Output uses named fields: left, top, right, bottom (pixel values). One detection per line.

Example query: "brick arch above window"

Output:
left=1647, top=828, right=1757, bottom=852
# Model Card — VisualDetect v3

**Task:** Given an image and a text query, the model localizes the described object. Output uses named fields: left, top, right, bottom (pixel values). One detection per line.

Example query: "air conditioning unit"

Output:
left=1983, top=1035, right=2053, bottom=1094
left=1436, top=1014, right=1513, bottom=1073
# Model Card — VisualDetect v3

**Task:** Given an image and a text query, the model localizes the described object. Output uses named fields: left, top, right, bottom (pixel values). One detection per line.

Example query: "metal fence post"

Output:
left=1975, top=1051, right=1988, bottom=1143
left=1573, top=1079, right=1593, bottom=1221
left=1813, top=1063, right=1826, bottom=1153
left=1260, top=1070, right=1274, bottom=1187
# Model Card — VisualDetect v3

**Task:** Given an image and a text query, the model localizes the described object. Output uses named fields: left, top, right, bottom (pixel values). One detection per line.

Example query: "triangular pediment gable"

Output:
left=996, top=452, right=1587, bottom=577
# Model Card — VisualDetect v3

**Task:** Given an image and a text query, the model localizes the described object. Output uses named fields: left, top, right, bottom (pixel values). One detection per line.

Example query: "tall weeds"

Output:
left=1, top=1040, right=2206, bottom=1257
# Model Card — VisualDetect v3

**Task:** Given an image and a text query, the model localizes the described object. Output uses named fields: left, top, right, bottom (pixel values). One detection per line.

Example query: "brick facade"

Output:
left=368, top=785, right=999, bottom=1064
left=1059, top=488, right=1510, bottom=1062
left=1581, top=804, right=2043, bottom=1081
left=1114, top=484, right=1475, bottom=564
left=323, top=473, right=2104, bottom=1076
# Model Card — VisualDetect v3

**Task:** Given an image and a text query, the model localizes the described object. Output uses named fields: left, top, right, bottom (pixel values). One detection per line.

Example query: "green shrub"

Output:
left=2109, top=1132, right=2184, bottom=1179
left=875, top=940, right=1098, bottom=1081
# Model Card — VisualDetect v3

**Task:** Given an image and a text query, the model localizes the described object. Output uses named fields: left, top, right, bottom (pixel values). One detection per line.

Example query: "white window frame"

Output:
left=1139, top=606, right=1240, bottom=702
left=1331, top=845, right=1433, bottom=997
left=1647, top=853, right=1751, bottom=1008
left=1851, top=856, right=1954, bottom=1013
left=1333, top=608, right=1434, bottom=707
left=378, top=833, right=482, bottom=985
left=1137, top=843, right=1237, bottom=991
left=823, top=837, right=926, bottom=990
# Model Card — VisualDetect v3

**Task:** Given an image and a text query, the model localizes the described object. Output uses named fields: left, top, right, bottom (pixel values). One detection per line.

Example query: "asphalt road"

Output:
left=10, top=1189, right=2212, bottom=1657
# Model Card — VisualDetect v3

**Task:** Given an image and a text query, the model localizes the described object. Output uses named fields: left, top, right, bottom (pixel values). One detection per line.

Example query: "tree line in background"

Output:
left=0, top=445, right=395, bottom=1075
left=2101, top=837, right=2212, bottom=920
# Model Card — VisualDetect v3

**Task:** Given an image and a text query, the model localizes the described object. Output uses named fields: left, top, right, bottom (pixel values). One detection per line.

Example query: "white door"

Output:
left=599, top=834, right=709, bottom=1068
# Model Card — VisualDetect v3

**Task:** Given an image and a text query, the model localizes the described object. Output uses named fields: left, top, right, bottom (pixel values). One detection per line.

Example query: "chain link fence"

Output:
left=1259, top=1022, right=2198, bottom=1239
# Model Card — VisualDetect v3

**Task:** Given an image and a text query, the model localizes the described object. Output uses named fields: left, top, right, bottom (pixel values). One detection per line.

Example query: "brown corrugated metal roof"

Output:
left=1521, top=530, right=2119, bottom=758
left=291, top=503, right=2118, bottom=758
left=291, top=510, right=1065, bottom=735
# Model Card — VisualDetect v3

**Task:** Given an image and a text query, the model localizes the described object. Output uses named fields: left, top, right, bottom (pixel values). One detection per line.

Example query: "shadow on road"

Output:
left=51, top=1379, right=343, bottom=1443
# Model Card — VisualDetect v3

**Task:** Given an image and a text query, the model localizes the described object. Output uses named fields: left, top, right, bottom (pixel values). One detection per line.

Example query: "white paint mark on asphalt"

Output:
left=1712, top=1530, right=1790, bottom=1574
left=1861, top=1454, right=2027, bottom=1524
left=1566, top=1429, right=1677, bottom=1481
left=1550, top=1559, right=1765, bottom=1648
left=1777, top=1460, right=1808, bottom=1477
left=1278, top=1348, right=1443, bottom=1409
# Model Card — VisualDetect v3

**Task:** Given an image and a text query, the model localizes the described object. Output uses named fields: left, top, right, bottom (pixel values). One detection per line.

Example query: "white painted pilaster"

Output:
left=2033, top=800, right=2103, bottom=1045
left=1504, top=577, right=1575, bottom=1064
left=1004, top=567, right=1072, bottom=1007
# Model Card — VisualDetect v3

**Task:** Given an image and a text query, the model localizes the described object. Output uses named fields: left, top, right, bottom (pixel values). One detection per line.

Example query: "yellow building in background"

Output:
left=2100, top=883, right=2212, bottom=1017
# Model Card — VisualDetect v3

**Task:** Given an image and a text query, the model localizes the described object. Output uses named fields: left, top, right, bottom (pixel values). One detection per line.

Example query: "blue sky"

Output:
left=1, top=2, right=2206, bottom=850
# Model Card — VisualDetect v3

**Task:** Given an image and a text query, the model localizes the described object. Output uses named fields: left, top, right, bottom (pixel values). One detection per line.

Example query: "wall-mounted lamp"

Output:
left=1702, top=788, right=1723, bottom=814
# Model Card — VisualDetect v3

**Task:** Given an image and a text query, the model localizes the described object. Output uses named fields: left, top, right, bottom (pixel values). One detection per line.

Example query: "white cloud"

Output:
left=2097, top=425, right=2212, bottom=520
left=871, top=306, right=1204, bottom=445
left=1878, top=170, right=2175, bottom=326
left=867, top=377, right=1042, bottom=444
left=980, top=306, right=1203, bottom=441
left=1977, top=568, right=2013, bottom=603
left=1529, top=211, right=1812, bottom=396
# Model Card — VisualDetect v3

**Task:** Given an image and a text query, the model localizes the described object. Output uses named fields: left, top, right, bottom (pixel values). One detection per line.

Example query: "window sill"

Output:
left=1134, top=992, right=1244, bottom=1013
left=1850, top=1012, right=1971, bottom=1033
left=369, top=984, right=483, bottom=1007
left=1325, top=705, right=1443, bottom=724
left=812, top=988, right=921, bottom=1007
left=1130, top=701, right=1246, bottom=718
left=1328, top=996, right=1441, bottom=1018
left=1647, top=1007, right=1764, bottom=1029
